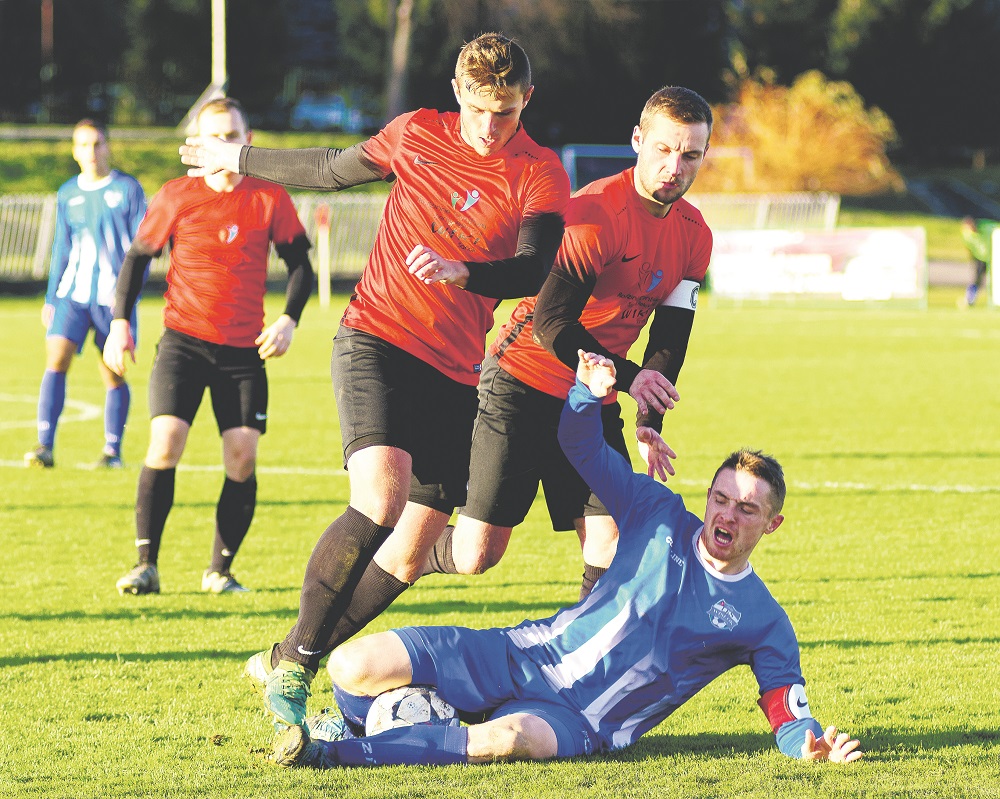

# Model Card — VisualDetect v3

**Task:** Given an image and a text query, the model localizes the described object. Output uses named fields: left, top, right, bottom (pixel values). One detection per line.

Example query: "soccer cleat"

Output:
left=96, top=452, right=124, bottom=469
left=243, top=644, right=278, bottom=694
left=24, top=445, right=54, bottom=469
left=201, top=569, right=249, bottom=594
left=263, top=660, right=315, bottom=727
left=270, top=724, right=338, bottom=769
left=304, top=707, right=355, bottom=743
left=116, top=562, right=160, bottom=595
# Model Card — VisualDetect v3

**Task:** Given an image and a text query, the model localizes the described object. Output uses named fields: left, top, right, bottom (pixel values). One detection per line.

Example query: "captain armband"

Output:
left=660, top=279, right=700, bottom=311
left=758, top=683, right=814, bottom=733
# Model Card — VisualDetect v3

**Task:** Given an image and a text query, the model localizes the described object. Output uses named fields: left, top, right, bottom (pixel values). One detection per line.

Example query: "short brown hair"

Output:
left=73, top=118, right=108, bottom=140
left=198, top=96, right=250, bottom=130
left=455, top=32, right=531, bottom=98
left=639, top=86, right=713, bottom=139
left=711, top=449, right=786, bottom=515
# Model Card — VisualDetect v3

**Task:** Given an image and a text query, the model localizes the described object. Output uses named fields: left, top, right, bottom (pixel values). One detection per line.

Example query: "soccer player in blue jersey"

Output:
left=25, top=119, right=146, bottom=469
left=268, top=351, right=863, bottom=769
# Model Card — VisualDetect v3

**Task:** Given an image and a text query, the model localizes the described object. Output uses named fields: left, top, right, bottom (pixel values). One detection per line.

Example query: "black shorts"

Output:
left=462, top=353, right=629, bottom=531
left=148, top=328, right=268, bottom=434
left=331, top=324, right=478, bottom=513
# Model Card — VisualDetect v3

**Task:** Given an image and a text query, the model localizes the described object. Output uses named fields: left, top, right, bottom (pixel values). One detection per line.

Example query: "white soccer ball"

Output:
left=365, top=685, right=458, bottom=736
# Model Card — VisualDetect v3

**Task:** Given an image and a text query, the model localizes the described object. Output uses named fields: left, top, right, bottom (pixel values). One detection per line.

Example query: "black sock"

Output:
left=579, top=563, right=608, bottom=601
left=210, top=475, right=257, bottom=573
left=135, top=466, right=175, bottom=564
left=321, top=562, right=410, bottom=653
left=422, top=525, right=458, bottom=575
left=278, top=506, right=393, bottom=670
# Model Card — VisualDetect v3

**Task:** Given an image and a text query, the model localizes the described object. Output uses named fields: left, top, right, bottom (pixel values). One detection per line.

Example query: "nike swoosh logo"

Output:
left=414, top=155, right=437, bottom=166
left=622, top=253, right=640, bottom=262
left=297, top=645, right=321, bottom=656
left=794, top=698, right=809, bottom=709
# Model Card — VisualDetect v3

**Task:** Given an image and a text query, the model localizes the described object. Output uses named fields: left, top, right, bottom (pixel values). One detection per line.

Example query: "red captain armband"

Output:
left=758, top=684, right=813, bottom=733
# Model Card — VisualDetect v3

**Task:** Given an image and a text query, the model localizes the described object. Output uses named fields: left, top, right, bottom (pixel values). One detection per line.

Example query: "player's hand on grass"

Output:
left=179, top=136, right=241, bottom=177
left=636, top=426, right=676, bottom=482
left=801, top=726, right=863, bottom=764
left=577, top=350, right=616, bottom=398
left=629, top=369, right=679, bottom=417
left=405, top=245, right=469, bottom=287
left=103, top=318, right=135, bottom=376
left=257, top=314, right=296, bottom=360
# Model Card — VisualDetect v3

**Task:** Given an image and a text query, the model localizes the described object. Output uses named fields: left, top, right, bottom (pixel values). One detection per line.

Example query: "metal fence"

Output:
left=0, top=191, right=838, bottom=284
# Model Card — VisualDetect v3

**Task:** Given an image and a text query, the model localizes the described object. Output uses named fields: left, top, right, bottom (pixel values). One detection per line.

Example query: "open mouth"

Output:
left=713, top=527, right=733, bottom=546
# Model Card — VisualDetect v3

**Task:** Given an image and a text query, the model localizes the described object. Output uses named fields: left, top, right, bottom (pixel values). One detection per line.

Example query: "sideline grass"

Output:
left=0, top=291, right=998, bottom=798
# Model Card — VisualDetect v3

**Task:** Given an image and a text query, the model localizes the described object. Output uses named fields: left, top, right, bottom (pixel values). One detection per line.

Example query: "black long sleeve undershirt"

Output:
left=275, top=234, right=314, bottom=323
left=240, top=143, right=385, bottom=191
left=532, top=268, right=695, bottom=431
left=113, top=239, right=160, bottom=321
left=463, top=212, right=565, bottom=300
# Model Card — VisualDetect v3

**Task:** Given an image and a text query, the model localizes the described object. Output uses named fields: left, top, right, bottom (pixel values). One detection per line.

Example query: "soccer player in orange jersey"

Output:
left=180, top=33, right=570, bottom=727
left=413, top=87, right=713, bottom=599
left=105, top=98, right=314, bottom=597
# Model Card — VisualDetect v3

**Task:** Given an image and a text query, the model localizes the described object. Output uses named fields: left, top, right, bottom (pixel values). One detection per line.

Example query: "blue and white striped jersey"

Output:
left=46, top=170, right=146, bottom=308
left=504, top=380, right=807, bottom=753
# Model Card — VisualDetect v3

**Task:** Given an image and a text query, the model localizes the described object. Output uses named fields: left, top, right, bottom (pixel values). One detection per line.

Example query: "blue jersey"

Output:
left=503, top=380, right=808, bottom=752
left=46, top=170, right=146, bottom=308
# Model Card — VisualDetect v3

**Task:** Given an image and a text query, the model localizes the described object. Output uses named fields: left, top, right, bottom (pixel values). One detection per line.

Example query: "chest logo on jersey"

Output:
left=451, top=189, right=480, bottom=212
left=104, top=189, right=124, bottom=209
left=707, top=599, right=742, bottom=631
left=219, top=224, right=239, bottom=244
left=639, top=262, right=663, bottom=293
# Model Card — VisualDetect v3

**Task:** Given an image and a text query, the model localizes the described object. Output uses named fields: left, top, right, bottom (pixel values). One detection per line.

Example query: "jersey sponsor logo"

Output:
left=413, top=155, right=437, bottom=166
left=622, top=253, right=641, bottom=262
left=707, top=599, right=742, bottom=631
left=639, top=262, right=663, bottom=292
left=219, top=224, right=239, bottom=244
left=473, top=363, right=482, bottom=373
left=451, top=189, right=480, bottom=212
left=104, top=189, right=124, bottom=208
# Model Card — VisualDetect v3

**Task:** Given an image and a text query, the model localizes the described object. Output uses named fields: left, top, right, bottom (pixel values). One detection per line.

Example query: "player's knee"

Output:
left=452, top=547, right=499, bottom=575
left=328, top=636, right=394, bottom=695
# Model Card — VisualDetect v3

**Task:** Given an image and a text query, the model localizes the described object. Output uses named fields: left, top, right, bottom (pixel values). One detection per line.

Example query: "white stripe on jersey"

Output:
left=506, top=600, right=589, bottom=649
left=537, top=600, right=637, bottom=691
left=660, top=278, right=700, bottom=310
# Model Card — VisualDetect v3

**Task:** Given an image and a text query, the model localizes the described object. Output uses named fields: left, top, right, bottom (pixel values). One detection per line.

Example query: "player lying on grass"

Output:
left=268, top=350, right=863, bottom=768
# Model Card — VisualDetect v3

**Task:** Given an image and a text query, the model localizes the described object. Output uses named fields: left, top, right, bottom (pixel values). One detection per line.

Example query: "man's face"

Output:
left=452, top=78, right=533, bottom=158
left=197, top=109, right=251, bottom=176
left=72, top=125, right=110, bottom=180
left=700, top=468, right=783, bottom=574
left=632, top=115, right=709, bottom=212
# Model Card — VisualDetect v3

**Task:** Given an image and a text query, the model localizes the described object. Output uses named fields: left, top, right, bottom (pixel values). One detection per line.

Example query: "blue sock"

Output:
left=104, top=384, right=130, bottom=456
left=333, top=683, right=375, bottom=736
left=317, top=723, right=468, bottom=767
left=37, top=370, right=66, bottom=449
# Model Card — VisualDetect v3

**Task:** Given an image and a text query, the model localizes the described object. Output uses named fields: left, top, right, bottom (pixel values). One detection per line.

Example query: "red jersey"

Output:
left=491, top=168, right=712, bottom=400
left=345, top=109, right=569, bottom=386
left=137, top=176, right=306, bottom=347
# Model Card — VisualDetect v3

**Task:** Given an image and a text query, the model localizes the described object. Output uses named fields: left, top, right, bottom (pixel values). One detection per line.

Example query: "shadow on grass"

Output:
left=616, top=726, right=1000, bottom=762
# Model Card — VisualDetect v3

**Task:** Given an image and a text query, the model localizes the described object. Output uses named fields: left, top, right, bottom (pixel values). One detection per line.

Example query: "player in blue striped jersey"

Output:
left=25, top=119, right=146, bottom=469
left=270, top=351, right=862, bottom=768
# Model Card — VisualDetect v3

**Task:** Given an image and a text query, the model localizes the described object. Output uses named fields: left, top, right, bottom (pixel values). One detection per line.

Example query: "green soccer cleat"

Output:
left=263, top=660, right=315, bottom=727
left=201, top=569, right=249, bottom=593
left=243, top=646, right=315, bottom=727
left=24, top=445, right=54, bottom=469
left=269, top=724, right=338, bottom=769
left=304, top=707, right=354, bottom=743
left=116, top=562, right=160, bottom=595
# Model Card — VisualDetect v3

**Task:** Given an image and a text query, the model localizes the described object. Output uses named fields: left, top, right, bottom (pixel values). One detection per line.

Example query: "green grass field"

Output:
left=1, top=290, right=998, bottom=798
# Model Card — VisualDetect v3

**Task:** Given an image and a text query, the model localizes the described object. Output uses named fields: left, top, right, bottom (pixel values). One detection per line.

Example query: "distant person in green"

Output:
left=959, top=216, right=999, bottom=307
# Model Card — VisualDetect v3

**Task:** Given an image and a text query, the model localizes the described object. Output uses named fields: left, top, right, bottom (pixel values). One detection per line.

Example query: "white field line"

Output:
left=0, top=393, right=101, bottom=430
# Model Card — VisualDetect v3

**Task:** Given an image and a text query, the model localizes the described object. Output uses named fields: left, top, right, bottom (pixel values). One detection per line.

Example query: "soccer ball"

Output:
left=365, top=685, right=458, bottom=736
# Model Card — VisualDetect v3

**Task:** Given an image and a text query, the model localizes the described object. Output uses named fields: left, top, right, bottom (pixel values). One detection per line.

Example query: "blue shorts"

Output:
left=48, top=300, right=138, bottom=355
left=393, top=626, right=596, bottom=758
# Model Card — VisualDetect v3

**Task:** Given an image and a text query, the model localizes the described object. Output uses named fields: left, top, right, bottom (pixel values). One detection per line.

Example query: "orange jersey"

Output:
left=491, top=168, right=711, bottom=399
left=137, top=176, right=306, bottom=346
left=343, top=109, right=569, bottom=386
